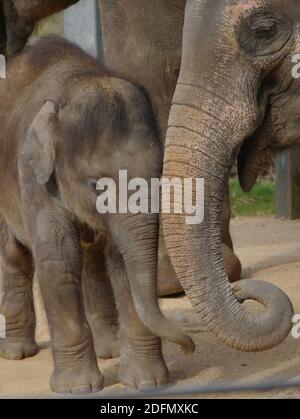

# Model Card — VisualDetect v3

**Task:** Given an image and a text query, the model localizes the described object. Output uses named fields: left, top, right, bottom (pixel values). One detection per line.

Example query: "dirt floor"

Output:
left=1, top=216, right=300, bottom=399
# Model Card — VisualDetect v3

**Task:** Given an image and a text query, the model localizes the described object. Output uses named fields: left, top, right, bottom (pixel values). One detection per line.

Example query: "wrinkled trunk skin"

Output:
left=163, top=92, right=293, bottom=351
left=108, top=213, right=194, bottom=354
left=162, top=1, right=293, bottom=351
left=99, top=0, right=241, bottom=294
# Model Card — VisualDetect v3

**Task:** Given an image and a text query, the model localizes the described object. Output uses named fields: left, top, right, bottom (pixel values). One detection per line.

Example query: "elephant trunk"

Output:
left=162, top=80, right=294, bottom=352
left=109, top=213, right=195, bottom=354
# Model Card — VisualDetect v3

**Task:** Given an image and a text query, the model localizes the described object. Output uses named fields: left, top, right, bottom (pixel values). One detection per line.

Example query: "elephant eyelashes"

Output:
left=238, top=12, right=293, bottom=58
left=255, top=25, right=276, bottom=40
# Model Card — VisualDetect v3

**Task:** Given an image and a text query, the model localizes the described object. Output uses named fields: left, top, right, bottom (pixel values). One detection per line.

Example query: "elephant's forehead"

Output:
left=225, top=1, right=261, bottom=23
left=225, top=0, right=300, bottom=20
left=277, top=0, right=300, bottom=18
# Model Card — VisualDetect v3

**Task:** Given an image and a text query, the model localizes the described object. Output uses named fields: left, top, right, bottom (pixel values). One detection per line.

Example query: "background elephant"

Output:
left=0, top=0, right=242, bottom=294
left=98, top=0, right=242, bottom=296
left=162, top=0, right=298, bottom=351
left=0, top=0, right=79, bottom=55
left=0, top=37, right=193, bottom=393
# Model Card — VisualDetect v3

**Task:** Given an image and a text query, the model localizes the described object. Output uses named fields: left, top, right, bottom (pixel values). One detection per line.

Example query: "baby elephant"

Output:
left=0, top=37, right=194, bottom=394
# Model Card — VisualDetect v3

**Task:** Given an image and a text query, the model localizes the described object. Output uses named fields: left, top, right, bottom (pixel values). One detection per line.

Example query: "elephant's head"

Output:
left=162, top=0, right=298, bottom=352
left=22, top=73, right=194, bottom=355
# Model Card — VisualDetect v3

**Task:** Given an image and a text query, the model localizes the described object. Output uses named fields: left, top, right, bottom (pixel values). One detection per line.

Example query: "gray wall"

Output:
left=276, top=148, right=300, bottom=219
left=30, top=0, right=102, bottom=59
left=64, top=0, right=101, bottom=58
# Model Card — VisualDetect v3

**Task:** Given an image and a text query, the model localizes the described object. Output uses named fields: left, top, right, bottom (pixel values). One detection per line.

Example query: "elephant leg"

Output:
left=106, top=242, right=169, bottom=389
left=0, top=216, right=37, bottom=360
left=82, top=236, right=119, bottom=359
left=29, top=210, right=103, bottom=394
left=221, top=184, right=242, bottom=283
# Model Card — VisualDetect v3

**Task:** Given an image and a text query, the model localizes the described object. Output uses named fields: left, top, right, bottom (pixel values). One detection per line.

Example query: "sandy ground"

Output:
left=1, top=216, right=300, bottom=399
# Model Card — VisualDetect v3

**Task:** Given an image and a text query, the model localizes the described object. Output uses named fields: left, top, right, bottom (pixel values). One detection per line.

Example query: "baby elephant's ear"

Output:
left=22, top=100, right=58, bottom=185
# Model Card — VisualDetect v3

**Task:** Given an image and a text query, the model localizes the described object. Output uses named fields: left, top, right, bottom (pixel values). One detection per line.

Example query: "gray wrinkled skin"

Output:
left=99, top=0, right=243, bottom=294
left=1, top=0, right=242, bottom=295
left=0, top=38, right=194, bottom=394
left=162, top=0, right=298, bottom=352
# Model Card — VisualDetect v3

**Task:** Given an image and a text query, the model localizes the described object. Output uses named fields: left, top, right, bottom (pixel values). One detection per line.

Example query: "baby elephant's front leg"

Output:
left=31, top=210, right=103, bottom=394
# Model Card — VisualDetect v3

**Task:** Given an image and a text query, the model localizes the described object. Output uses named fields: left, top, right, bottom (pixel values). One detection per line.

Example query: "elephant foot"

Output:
left=50, top=339, right=104, bottom=394
left=94, top=333, right=120, bottom=359
left=222, top=244, right=242, bottom=283
left=119, top=354, right=169, bottom=390
left=119, top=336, right=169, bottom=389
left=50, top=366, right=104, bottom=395
left=0, top=337, right=38, bottom=360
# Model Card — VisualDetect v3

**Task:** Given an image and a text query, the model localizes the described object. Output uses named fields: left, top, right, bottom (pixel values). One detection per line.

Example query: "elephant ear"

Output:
left=22, top=100, right=59, bottom=185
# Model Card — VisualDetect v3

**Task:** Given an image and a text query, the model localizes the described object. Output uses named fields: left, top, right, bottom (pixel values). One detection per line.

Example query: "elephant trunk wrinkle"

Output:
left=162, top=100, right=294, bottom=353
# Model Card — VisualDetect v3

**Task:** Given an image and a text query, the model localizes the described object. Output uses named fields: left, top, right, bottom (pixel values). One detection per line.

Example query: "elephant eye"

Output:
left=255, top=25, right=276, bottom=40
left=238, top=12, right=293, bottom=58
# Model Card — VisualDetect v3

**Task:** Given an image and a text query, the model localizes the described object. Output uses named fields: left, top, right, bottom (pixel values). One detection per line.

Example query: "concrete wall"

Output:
left=30, top=0, right=101, bottom=58
left=64, top=0, right=101, bottom=58
left=276, top=148, right=300, bottom=219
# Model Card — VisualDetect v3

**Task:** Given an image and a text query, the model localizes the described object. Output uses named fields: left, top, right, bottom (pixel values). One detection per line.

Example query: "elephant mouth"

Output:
left=237, top=97, right=274, bottom=193
left=237, top=134, right=270, bottom=193
left=237, top=67, right=298, bottom=193
left=238, top=105, right=300, bottom=193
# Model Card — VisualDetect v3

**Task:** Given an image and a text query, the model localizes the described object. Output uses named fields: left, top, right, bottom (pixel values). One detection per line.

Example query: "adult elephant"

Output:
left=0, top=0, right=242, bottom=294
left=0, top=0, right=79, bottom=55
left=99, top=0, right=242, bottom=296
left=161, top=0, right=300, bottom=351
left=100, top=0, right=296, bottom=351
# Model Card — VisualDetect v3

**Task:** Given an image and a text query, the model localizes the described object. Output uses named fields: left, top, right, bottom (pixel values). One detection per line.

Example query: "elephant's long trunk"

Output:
left=109, top=214, right=195, bottom=354
left=162, top=79, right=294, bottom=352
